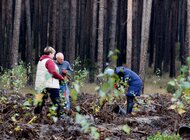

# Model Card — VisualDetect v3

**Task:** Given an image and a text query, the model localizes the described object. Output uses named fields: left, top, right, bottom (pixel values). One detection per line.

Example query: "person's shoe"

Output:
left=34, top=106, right=42, bottom=114
left=112, top=105, right=126, bottom=115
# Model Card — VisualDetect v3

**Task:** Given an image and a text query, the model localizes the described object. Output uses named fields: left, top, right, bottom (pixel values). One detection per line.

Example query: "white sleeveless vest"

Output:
left=35, top=58, right=60, bottom=92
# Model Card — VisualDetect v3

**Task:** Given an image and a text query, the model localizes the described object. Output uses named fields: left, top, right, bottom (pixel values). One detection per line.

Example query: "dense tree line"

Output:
left=0, top=0, right=188, bottom=83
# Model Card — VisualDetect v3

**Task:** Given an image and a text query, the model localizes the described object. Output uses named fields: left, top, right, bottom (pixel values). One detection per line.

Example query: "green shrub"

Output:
left=167, top=82, right=177, bottom=93
left=147, top=132, right=180, bottom=140
left=167, top=57, right=190, bottom=114
left=0, top=62, right=28, bottom=92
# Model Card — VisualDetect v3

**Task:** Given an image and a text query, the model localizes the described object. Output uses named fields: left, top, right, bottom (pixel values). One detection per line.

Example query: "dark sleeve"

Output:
left=66, top=62, right=74, bottom=74
left=45, top=59, right=64, bottom=80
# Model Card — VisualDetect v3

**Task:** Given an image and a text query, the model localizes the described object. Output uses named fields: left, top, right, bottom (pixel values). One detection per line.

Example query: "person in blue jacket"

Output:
left=115, top=66, right=142, bottom=114
left=56, top=52, right=73, bottom=110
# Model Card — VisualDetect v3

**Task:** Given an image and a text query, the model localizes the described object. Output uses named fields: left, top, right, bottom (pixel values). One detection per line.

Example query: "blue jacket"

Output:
left=115, top=66, right=142, bottom=96
left=56, top=60, right=73, bottom=75
left=56, top=60, right=73, bottom=86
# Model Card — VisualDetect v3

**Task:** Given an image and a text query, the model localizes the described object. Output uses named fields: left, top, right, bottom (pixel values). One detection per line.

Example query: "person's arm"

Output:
left=45, top=59, right=64, bottom=80
left=67, top=62, right=73, bottom=74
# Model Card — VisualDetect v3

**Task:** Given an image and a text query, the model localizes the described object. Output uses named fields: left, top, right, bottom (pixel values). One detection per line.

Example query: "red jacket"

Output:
left=39, top=55, right=64, bottom=80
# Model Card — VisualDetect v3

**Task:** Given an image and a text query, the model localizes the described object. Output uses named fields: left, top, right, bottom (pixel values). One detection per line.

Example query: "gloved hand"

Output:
left=60, top=80, right=66, bottom=85
left=62, top=70, right=67, bottom=75
left=114, top=83, right=120, bottom=89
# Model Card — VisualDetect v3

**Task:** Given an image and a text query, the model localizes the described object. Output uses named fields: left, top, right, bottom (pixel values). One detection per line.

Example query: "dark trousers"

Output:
left=126, top=96, right=135, bottom=114
left=34, top=88, right=61, bottom=116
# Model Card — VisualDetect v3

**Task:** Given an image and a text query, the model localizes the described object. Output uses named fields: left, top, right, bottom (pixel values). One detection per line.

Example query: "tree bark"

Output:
left=69, top=0, right=77, bottom=63
left=163, top=0, right=172, bottom=72
left=126, top=0, right=132, bottom=68
left=25, top=0, right=33, bottom=85
left=34, top=0, right=40, bottom=64
left=89, top=0, right=98, bottom=82
left=10, top=0, right=22, bottom=67
left=117, top=0, right=127, bottom=66
left=103, top=0, right=108, bottom=68
left=97, top=0, right=104, bottom=72
left=0, top=0, right=3, bottom=68
left=187, top=1, right=190, bottom=56
left=56, top=0, right=64, bottom=52
left=63, top=0, right=70, bottom=59
left=48, top=0, right=57, bottom=48
left=132, top=0, right=142, bottom=73
left=40, top=0, right=49, bottom=51
left=139, top=0, right=152, bottom=83
left=187, top=0, right=190, bottom=75
left=179, top=0, right=187, bottom=65
left=169, top=1, right=178, bottom=77
left=109, top=0, right=118, bottom=67
left=6, top=0, right=13, bottom=68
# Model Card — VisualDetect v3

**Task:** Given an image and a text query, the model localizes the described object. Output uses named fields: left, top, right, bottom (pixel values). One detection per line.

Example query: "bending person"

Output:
left=105, top=66, right=142, bottom=115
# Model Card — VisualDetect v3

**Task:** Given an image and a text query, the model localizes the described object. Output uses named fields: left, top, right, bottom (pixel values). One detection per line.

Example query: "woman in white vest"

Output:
left=34, top=46, right=65, bottom=117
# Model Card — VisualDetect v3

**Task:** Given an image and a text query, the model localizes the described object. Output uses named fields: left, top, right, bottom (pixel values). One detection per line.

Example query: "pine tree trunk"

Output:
left=139, top=0, right=152, bottom=83
left=40, top=0, right=49, bottom=50
left=109, top=0, right=118, bottom=67
left=163, top=0, right=172, bottom=72
left=63, top=0, right=70, bottom=59
left=97, top=0, right=104, bottom=72
left=25, top=0, right=33, bottom=85
left=56, top=0, right=64, bottom=52
left=169, top=1, right=178, bottom=77
left=117, top=0, right=127, bottom=66
left=1, top=0, right=6, bottom=68
left=126, top=0, right=132, bottom=68
left=48, top=0, right=57, bottom=48
left=103, top=0, right=108, bottom=68
left=187, top=0, right=190, bottom=75
left=179, top=0, right=187, bottom=65
left=34, top=0, right=40, bottom=63
left=132, top=0, right=142, bottom=73
left=187, top=1, right=190, bottom=56
left=89, top=0, right=97, bottom=82
left=69, top=0, right=77, bottom=63
left=6, top=0, right=13, bottom=68
left=0, top=0, right=3, bottom=68
left=10, top=0, right=22, bottom=67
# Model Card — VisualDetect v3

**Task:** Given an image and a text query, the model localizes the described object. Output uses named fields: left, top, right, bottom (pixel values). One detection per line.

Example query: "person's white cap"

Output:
left=104, top=68, right=114, bottom=76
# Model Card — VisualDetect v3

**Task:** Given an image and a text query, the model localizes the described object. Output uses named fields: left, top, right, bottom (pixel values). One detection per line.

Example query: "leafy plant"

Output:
left=75, top=106, right=100, bottom=140
left=70, top=58, right=89, bottom=103
left=147, top=132, right=180, bottom=140
left=167, top=57, right=190, bottom=114
left=122, top=124, right=131, bottom=134
left=47, top=105, right=59, bottom=123
left=69, top=58, right=100, bottom=139
left=72, top=57, right=89, bottom=84
left=0, top=61, right=28, bottom=92
left=95, top=50, right=126, bottom=111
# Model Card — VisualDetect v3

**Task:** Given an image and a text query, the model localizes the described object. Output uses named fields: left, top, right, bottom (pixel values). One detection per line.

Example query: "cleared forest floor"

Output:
left=1, top=75, right=189, bottom=139
left=0, top=90, right=190, bottom=139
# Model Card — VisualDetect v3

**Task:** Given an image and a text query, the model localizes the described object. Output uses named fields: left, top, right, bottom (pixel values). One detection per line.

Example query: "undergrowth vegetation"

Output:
left=0, top=62, right=28, bottom=92
left=167, top=57, right=190, bottom=115
left=2, top=54, right=190, bottom=139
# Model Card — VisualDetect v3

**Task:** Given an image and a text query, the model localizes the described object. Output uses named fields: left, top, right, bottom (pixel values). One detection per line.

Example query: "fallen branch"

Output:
left=132, top=130, right=148, bottom=135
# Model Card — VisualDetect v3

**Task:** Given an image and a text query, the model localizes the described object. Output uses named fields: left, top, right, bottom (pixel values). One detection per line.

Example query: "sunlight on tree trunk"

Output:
left=140, top=0, right=152, bottom=83
left=97, top=0, right=104, bottom=72
left=126, top=0, right=132, bottom=68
